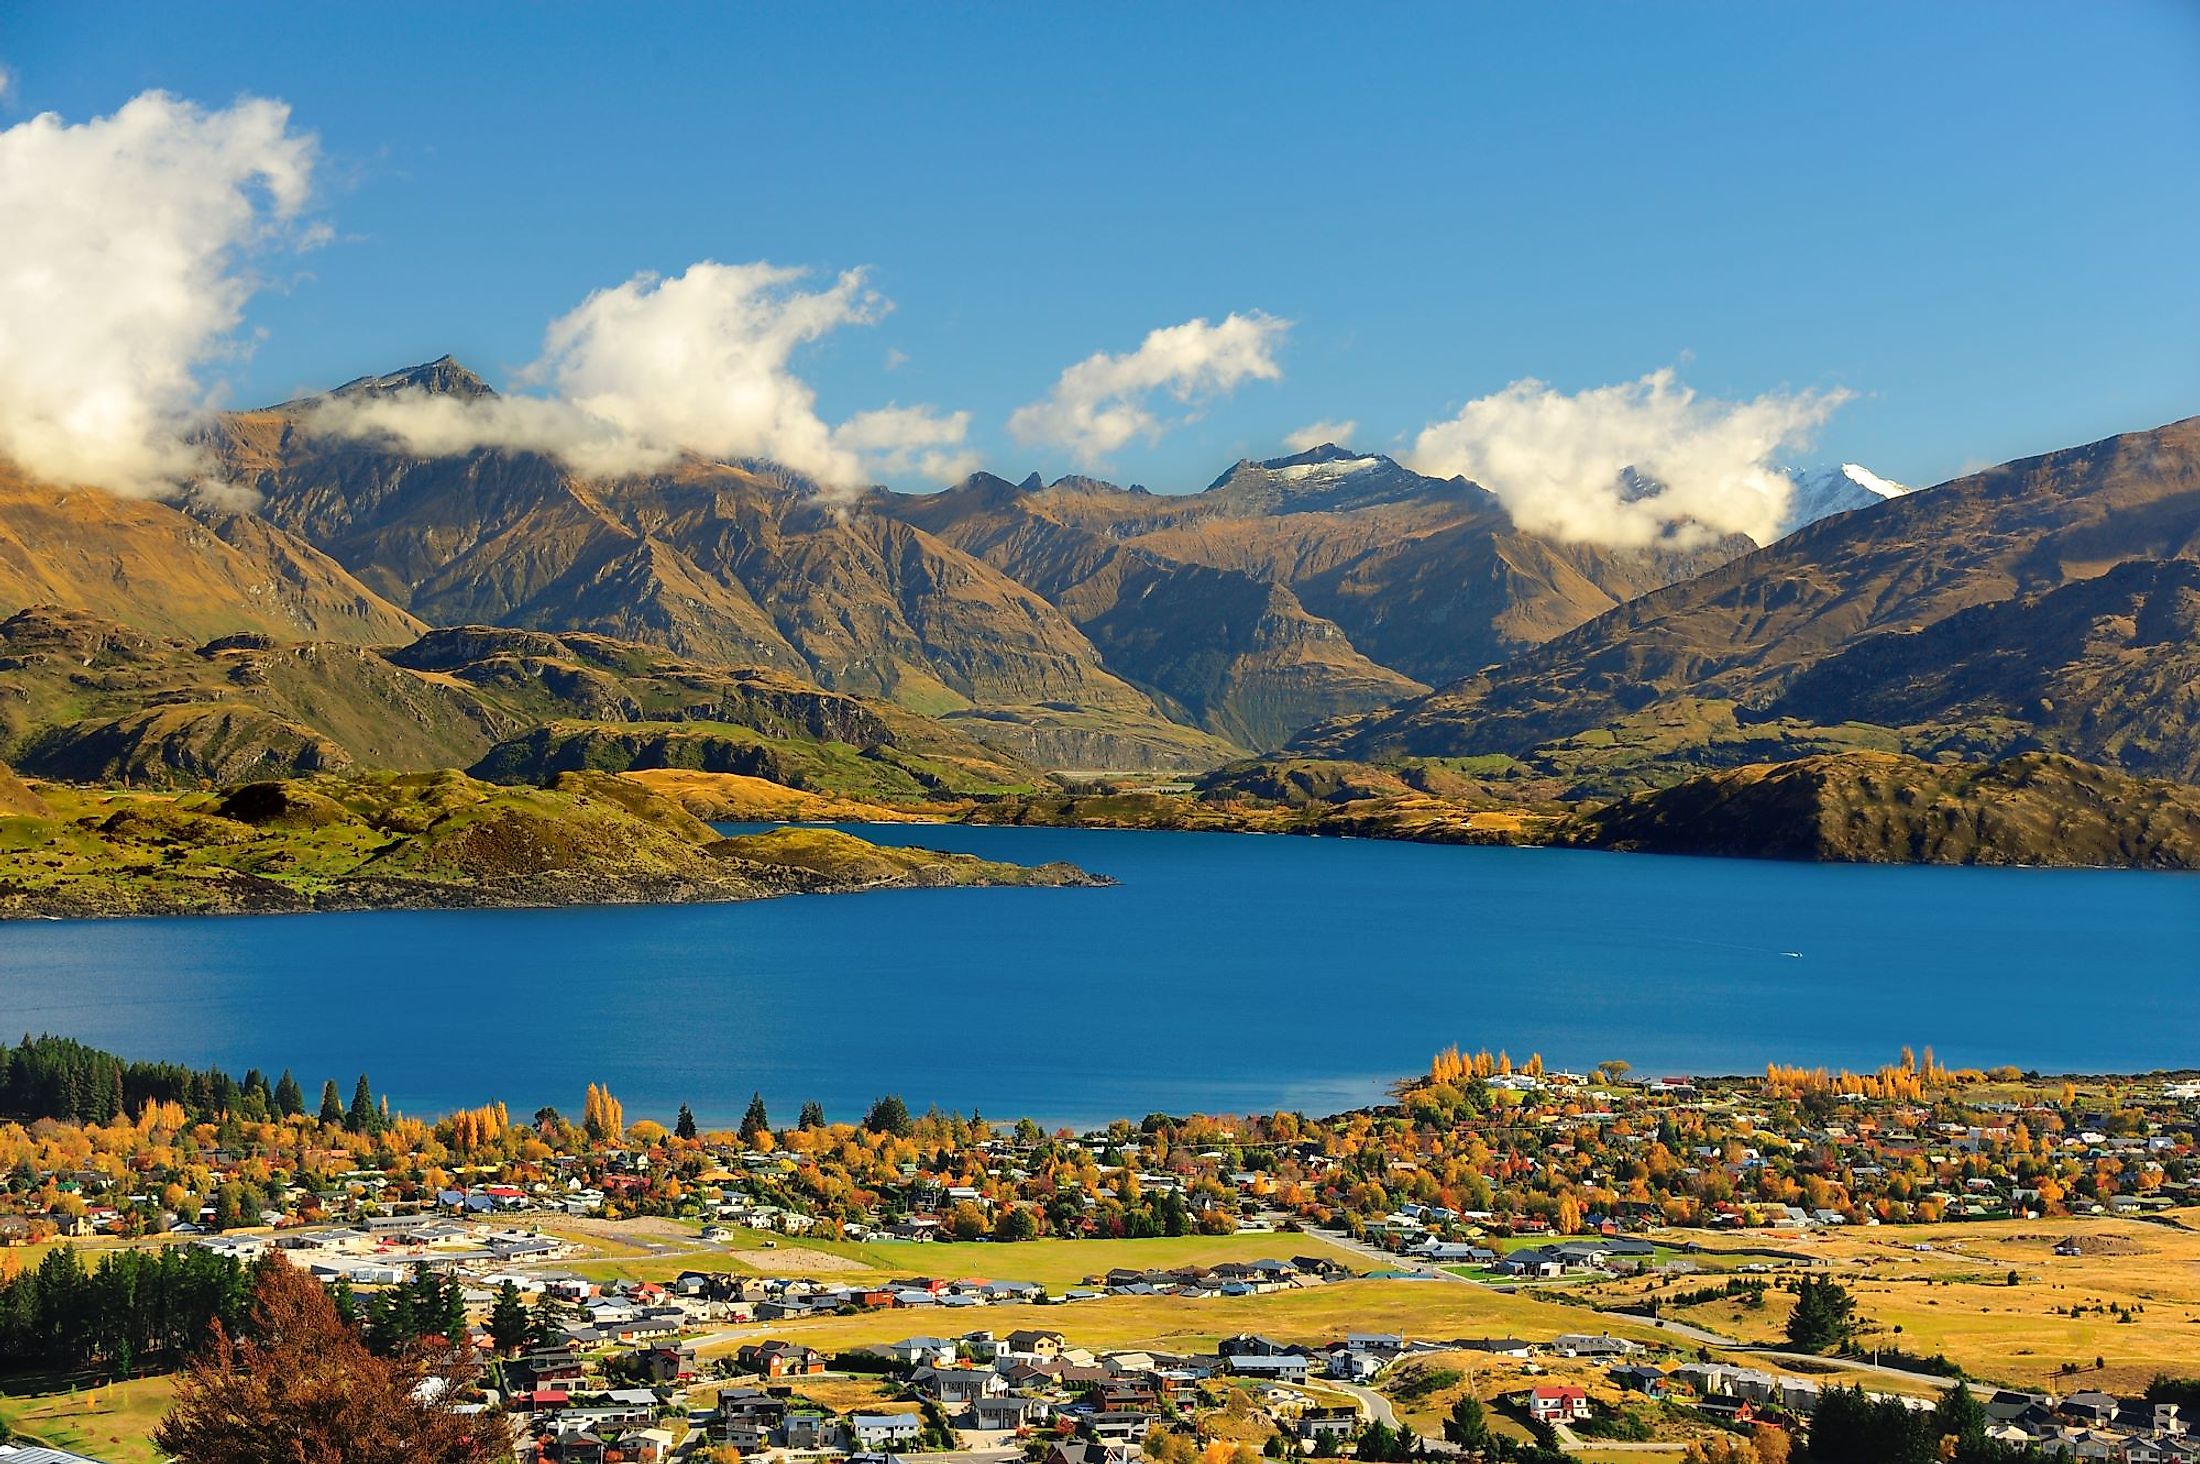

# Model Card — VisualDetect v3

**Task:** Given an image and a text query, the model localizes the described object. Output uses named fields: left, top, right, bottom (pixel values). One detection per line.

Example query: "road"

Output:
left=1608, top=1311, right=1967, bottom=1392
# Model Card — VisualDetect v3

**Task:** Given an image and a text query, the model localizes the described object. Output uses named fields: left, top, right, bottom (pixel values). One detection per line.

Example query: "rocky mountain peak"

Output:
left=328, top=355, right=497, bottom=403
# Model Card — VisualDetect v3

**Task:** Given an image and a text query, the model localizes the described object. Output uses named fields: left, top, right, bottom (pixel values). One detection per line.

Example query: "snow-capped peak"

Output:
left=1833, top=462, right=1908, bottom=501
left=1779, top=462, right=1912, bottom=537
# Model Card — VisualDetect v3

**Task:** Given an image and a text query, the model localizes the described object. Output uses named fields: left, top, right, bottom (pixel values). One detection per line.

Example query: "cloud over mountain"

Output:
left=310, top=261, right=974, bottom=491
left=1408, top=368, right=1851, bottom=548
left=1008, top=312, right=1289, bottom=465
left=0, top=91, right=318, bottom=497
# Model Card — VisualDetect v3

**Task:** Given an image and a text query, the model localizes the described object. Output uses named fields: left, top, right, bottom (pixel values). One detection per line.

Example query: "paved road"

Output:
left=1324, top=1378, right=1400, bottom=1430
left=1607, top=1311, right=1964, bottom=1392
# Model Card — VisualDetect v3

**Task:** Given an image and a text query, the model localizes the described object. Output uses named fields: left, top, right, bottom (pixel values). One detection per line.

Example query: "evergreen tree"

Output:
left=1784, top=1274, right=1858, bottom=1352
left=798, top=1100, right=826, bottom=1130
left=740, top=1092, right=770, bottom=1144
left=1935, top=1381, right=1988, bottom=1452
left=1443, top=1395, right=1488, bottom=1448
left=318, top=1080, right=345, bottom=1127
left=674, top=1104, right=698, bottom=1142
left=489, top=1281, right=529, bottom=1354
left=527, top=1291, right=571, bottom=1350
left=864, top=1094, right=912, bottom=1137
left=347, top=1075, right=376, bottom=1134
left=273, top=1070, right=304, bottom=1118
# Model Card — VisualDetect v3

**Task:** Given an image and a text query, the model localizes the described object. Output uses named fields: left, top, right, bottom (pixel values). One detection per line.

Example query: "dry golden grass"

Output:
left=1608, top=1213, right=2200, bottom=1393
left=619, top=769, right=934, bottom=822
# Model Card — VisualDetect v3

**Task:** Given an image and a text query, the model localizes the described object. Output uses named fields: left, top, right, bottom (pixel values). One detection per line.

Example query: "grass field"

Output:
left=567, top=1227, right=1357, bottom=1288
left=695, top=1274, right=1674, bottom=1360
left=0, top=1374, right=174, bottom=1464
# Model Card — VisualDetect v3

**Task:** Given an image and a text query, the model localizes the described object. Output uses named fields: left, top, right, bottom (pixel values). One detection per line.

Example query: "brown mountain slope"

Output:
left=877, top=475, right=1424, bottom=747
left=894, top=451, right=1740, bottom=679
left=1562, top=751, right=2200, bottom=870
left=0, top=466, right=422, bottom=645
left=210, top=382, right=1229, bottom=770
left=1768, top=557, right=2200, bottom=781
left=1309, top=415, right=2200, bottom=761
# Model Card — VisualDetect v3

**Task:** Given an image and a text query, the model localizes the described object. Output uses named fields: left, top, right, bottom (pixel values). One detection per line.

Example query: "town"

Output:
left=3, top=1037, right=2200, bottom=1460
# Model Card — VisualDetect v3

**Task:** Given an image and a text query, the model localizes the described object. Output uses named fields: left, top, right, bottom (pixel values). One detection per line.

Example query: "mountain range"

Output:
left=0, top=355, right=2191, bottom=809
left=1299, top=414, right=2200, bottom=787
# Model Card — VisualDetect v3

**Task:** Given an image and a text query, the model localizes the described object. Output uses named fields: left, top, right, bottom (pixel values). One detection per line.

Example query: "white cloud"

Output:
left=312, top=260, right=973, bottom=493
left=1007, top=312, right=1289, bottom=465
left=1284, top=419, right=1358, bottom=453
left=0, top=91, right=317, bottom=496
left=1407, top=368, right=1851, bottom=549
left=831, top=404, right=978, bottom=486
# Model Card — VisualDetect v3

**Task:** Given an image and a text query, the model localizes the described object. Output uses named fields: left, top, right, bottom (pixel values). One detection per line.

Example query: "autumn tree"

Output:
left=155, top=1254, right=501, bottom=1464
left=582, top=1083, right=625, bottom=1143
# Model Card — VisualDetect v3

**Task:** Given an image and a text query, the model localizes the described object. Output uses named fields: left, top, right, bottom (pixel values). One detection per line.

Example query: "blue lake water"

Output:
left=1, top=825, right=2194, bottom=1128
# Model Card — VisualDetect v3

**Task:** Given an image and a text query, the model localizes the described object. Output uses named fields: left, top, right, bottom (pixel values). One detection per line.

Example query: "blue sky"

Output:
left=5, top=2, right=2198, bottom=493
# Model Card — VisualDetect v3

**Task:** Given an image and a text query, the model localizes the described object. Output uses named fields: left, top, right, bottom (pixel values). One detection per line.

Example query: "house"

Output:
left=849, top=1413, right=923, bottom=1449
left=1326, top=1350, right=1386, bottom=1382
left=1498, top=1247, right=1566, bottom=1279
left=1460, top=1338, right=1534, bottom=1358
left=968, top=1393, right=1047, bottom=1431
left=1524, top=1387, right=1592, bottom=1424
left=914, top=1365, right=1007, bottom=1405
left=1296, top=1407, right=1361, bottom=1445
left=1223, top=1354, right=1309, bottom=1384
left=1610, top=1365, right=1670, bottom=1399
left=1553, top=1333, right=1641, bottom=1358
left=2061, top=1392, right=2120, bottom=1426
left=1096, top=1380, right=1159, bottom=1414
left=735, top=1340, right=826, bottom=1378
left=881, top=1335, right=958, bottom=1367
left=1218, top=1333, right=1303, bottom=1358
left=1004, top=1328, right=1067, bottom=1360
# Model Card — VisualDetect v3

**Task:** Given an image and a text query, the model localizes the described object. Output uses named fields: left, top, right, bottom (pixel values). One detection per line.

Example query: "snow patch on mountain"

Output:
left=1780, top=462, right=1911, bottom=537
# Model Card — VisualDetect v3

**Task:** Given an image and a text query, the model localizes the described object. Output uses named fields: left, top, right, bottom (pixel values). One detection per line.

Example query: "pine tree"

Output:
left=318, top=1080, right=345, bottom=1127
left=347, top=1075, right=375, bottom=1134
left=1934, top=1381, right=1988, bottom=1451
left=489, top=1281, right=529, bottom=1354
left=675, top=1104, right=698, bottom=1142
left=1784, top=1274, right=1857, bottom=1352
left=798, top=1100, right=826, bottom=1130
left=864, top=1095, right=911, bottom=1137
left=273, top=1070, right=304, bottom=1118
left=527, top=1291, right=571, bottom=1349
left=740, top=1093, right=770, bottom=1144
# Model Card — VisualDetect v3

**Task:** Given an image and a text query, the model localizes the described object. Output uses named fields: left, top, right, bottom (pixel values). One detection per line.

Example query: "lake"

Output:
left=2, top=825, right=2195, bottom=1128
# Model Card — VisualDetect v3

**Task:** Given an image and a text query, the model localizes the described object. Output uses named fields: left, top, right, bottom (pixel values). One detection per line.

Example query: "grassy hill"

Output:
left=1560, top=750, right=2200, bottom=868
left=0, top=768, right=1098, bottom=919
